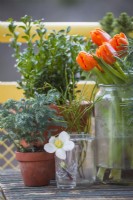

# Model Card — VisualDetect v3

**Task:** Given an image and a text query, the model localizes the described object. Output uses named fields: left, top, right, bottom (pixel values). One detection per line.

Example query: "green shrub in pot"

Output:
left=7, top=15, right=91, bottom=100
left=0, top=89, right=66, bottom=152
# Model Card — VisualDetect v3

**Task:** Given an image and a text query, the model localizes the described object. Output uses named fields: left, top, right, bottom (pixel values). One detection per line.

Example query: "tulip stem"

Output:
left=93, top=56, right=126, bottom=84
left=92, top=68, right=109, bottom=84
left=109, top=169, right=121, bottom=181
left=114, top=58, right=128, bottom=79
left=100, top=59, right=126, bottom=82
left=97, top=167, right=106, bottom=181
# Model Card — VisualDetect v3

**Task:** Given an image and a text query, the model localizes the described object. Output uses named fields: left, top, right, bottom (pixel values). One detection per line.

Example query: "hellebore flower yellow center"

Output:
left=54, top=139, right=63, bottom=148
left=44, top=131, right=75, bottom=160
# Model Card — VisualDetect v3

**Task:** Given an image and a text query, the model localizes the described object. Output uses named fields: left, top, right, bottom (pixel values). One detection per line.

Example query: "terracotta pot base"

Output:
left=16, top=151, right=55, bottom=187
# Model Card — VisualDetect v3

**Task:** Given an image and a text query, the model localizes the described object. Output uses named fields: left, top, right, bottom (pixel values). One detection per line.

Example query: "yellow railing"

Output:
left=0, top=22, right=100, bottom=169
left=0, top=22, right=100, bottom=42
left=0, top=82, right=24, bottom=170
left=0, top=82, right=24, bottom=103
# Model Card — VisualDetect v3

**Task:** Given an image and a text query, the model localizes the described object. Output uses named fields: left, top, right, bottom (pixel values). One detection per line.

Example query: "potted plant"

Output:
left=6, top=15, right=91, bottom=101
left=0, top=89, right=66, bottom=186
left=57, top=87, right=95, bottom=134
left=6, top=14, right=96, bottom=146
left=6, top=15, right=96, bottom=137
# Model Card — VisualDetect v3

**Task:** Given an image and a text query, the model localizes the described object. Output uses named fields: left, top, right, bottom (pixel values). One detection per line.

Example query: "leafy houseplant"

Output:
left=0, top=90, right=66, bottom=186
left=7, top=15, right=91, bottom=100
left=0, top=90, right=65, bottom=152
left=6, top=15, right=95, bottom=138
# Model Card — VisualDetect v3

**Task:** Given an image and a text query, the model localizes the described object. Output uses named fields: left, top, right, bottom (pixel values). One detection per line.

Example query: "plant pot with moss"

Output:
left=0, top=90, right=66, bottom=186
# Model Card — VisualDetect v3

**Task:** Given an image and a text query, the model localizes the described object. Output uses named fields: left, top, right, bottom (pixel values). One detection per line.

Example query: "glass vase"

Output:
left=71, top=134, right=96, bottom=186
left=55, top=148, right=77, bottom=189
left=95, top=84, right=133, bottom=184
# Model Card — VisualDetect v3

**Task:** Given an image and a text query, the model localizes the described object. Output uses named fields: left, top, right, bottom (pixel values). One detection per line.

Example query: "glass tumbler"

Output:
left=55, top=148, right=77, bottom=189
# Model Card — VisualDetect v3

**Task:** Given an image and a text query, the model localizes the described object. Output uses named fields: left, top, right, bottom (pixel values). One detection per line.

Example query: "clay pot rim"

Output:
left=15, top=151, right=54, bottom=162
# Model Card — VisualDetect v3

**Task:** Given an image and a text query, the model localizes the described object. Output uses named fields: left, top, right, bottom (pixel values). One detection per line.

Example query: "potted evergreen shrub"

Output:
left=6, top=15, right=95, bottom=136
left=0, top=90, right=66, bottom=186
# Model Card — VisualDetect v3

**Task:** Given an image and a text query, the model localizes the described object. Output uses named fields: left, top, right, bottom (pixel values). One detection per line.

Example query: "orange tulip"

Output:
left=76, top=51, right=99, bottom=71
left=109, top=33, right=129, bottom=56
left=90, top=29, right=111, bottom=46
left=96, top=42, right=117, bottom=65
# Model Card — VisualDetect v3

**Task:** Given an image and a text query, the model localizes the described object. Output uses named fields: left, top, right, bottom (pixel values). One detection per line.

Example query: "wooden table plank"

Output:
left=0, top=170, right=133, bottom=200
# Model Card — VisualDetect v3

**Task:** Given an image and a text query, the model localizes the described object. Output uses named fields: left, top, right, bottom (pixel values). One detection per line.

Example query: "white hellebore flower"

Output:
left=44, top=131, right=75, bottom=160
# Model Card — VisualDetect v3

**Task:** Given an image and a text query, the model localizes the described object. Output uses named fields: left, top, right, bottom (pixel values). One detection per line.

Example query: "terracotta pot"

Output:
left=16, top=151, right=55, bottom=187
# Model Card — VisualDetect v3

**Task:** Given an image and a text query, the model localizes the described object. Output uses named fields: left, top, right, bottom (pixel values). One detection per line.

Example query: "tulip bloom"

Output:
left=90, top=29, right=111, bottom=46
left=76, top=51, right=99, bottom=71
left=96, top=42, right=117, bottom=65
left=109, top=33, right=129, bottom=56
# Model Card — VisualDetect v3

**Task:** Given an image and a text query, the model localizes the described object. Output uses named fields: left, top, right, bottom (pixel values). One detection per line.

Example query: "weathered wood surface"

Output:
left=0, top=170, right=133, bottom=200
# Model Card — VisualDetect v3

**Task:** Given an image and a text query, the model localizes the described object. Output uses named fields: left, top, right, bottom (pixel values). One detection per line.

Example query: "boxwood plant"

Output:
left=7, top=15, right=92, bottom=100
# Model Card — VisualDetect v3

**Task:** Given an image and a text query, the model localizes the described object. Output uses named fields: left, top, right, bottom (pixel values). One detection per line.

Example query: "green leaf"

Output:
left=20, top=15, right=32, bottom=24
left=58, top=29, right=65, bottom=34
left=19, top=25, right=26, bottom=30
left=66, top=26, right=71, bottom=34
left=8, top=23, right=16, bottom=33
left=21, top=35, right=29, bottom=41
left=31, top=34, right=37, bottom=39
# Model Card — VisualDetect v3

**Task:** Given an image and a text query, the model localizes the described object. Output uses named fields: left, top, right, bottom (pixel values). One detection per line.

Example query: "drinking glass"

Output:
left=55, top=148, right=77, bottom=189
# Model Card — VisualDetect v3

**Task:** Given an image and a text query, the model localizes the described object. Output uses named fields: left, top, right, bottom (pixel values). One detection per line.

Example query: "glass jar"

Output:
left=71, top=134, right=96, bottom=186
left=95, top=84, right=133, bottom=184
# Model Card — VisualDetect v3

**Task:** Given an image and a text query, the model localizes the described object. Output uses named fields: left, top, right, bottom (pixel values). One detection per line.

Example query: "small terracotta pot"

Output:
left=16, top=151, right=55, bottom=187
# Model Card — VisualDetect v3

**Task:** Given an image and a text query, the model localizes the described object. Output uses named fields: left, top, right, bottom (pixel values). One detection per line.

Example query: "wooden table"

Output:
left=0, top=170, right=133, bottom=200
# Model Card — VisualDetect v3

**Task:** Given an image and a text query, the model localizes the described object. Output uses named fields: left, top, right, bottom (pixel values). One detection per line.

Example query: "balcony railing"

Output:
left=0, top=22, right=100, bottom=42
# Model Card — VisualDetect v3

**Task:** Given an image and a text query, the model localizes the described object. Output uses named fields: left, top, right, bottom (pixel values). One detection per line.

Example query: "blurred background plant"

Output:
left=100, top=12, right=133, bottom=37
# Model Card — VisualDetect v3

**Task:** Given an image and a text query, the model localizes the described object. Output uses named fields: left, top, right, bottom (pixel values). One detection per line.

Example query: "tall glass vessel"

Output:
left=71, top=134, right=96, bottom=186
left=95, top=84, right=133, bottom=184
